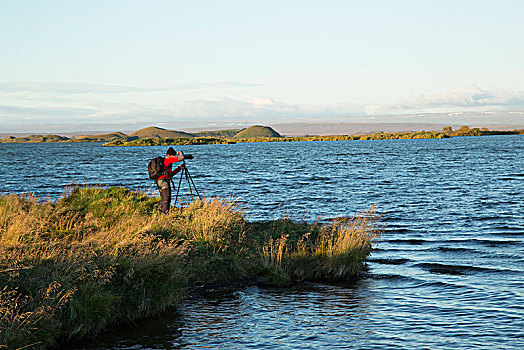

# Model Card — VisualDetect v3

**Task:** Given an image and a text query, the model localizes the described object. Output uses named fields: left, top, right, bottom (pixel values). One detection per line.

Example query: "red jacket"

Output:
left=158, top=155, right=183, bottom=181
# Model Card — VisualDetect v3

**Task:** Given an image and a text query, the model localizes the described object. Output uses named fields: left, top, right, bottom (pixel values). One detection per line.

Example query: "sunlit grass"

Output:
left=0, top=186, right=381, bottom=349
left=259, top=207, right=381, bottom=284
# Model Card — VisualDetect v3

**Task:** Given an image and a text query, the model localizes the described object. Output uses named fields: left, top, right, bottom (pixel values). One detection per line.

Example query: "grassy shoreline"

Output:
left=0, top=187, right=381, bottom=349
left=102, top=127, right=524, bottom=147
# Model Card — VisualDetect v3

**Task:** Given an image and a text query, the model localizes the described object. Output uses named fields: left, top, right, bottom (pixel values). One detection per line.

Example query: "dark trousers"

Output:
left=156, top=178, right=171, bottom=214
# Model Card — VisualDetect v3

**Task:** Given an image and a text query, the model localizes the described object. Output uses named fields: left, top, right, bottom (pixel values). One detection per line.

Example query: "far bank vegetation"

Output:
left=103, top=125, right=524, bottom=147
left=2, top=125, right=523, bottom=145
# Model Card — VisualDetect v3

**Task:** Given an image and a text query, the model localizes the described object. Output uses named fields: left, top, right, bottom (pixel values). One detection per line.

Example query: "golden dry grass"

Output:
left=0, top=186, right=381, bottom=349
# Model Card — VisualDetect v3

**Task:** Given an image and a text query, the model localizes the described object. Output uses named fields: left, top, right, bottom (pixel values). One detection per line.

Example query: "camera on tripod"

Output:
left=173, top=153, right=201, bottom=207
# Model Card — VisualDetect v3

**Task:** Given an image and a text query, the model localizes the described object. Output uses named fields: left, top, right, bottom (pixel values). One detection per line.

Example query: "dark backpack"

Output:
left=148, top=156, right=165, bottom=180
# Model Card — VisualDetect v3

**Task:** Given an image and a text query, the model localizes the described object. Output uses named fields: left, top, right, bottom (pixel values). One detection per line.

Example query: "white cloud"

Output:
left=0, top=104, right=96, bottom=121
left=366, top=85, right=524, bottom=115
left=1, top=83, right=523, bottom=132
left=0, top=81, right=260, bottom=95
left=250, top=98, right=275, bottom=106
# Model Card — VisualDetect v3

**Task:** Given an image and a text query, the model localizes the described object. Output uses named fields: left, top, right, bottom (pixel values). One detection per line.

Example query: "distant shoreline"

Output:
left=1, top=125, right=523, bottom=145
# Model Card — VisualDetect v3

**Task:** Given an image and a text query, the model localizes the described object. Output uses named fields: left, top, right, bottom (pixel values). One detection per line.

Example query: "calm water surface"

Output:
left=1, top=136, right=523, bottom=349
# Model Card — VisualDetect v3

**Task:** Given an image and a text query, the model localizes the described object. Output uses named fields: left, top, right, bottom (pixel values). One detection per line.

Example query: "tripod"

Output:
left=172, top=161, right=202, bottom=207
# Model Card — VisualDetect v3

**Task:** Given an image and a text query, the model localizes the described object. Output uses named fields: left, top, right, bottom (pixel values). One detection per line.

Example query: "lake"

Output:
left=1, top=135, right=523, bottom=349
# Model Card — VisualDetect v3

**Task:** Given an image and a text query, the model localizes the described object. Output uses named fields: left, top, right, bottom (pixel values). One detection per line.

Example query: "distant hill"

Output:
left=72, top=132, right=131, bottom=142
left=233, top=125, right=281, bottom=138
left=130, top=126, right=195, bottom=139
left=0, top=134, right=69, bottom=143
left=194, top=129, right=242, bottom=138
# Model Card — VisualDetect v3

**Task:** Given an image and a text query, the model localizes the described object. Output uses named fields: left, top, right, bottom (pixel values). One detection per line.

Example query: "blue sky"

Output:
left=1, top=0, right=523, bottom=132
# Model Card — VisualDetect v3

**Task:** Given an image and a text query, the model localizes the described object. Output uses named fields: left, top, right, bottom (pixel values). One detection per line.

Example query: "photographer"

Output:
left=156, top=147, right=186, bottom=214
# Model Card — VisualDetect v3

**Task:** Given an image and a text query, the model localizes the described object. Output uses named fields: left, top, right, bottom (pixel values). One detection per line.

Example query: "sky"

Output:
left=1, top=0, right=523, bottom=132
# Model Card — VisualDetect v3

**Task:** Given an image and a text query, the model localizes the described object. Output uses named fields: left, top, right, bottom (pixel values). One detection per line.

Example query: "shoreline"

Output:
left=1, top=126, right=523, bottom=145
left=0, top=186, right=382, bottom=349
left=102, top=128, right=524, bottom=146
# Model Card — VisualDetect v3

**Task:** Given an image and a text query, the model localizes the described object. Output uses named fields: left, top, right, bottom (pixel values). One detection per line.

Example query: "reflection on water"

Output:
left=2, top=136, right=524, bottom=349
left=73, top=281, right=376, bottom=350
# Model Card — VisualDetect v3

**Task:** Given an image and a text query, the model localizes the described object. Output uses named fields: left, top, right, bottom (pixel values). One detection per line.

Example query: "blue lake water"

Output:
left=1, top=136, right=523, bottom=349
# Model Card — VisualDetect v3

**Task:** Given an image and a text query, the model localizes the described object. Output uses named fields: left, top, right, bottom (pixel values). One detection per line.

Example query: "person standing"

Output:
left=156, top=147, right=185, bottom=214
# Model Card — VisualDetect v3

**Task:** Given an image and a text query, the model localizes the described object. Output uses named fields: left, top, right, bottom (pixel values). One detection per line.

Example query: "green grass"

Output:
left=104, top=136, right=234, bottom=146
left=0, top=187, right=381, bottom=349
